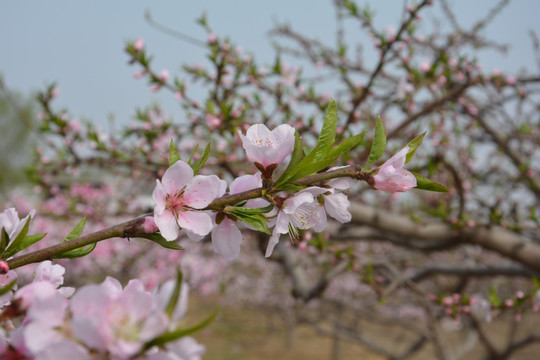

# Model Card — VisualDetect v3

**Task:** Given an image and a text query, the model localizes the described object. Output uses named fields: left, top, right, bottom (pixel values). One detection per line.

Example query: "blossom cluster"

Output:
left=152, top=123, right=417, bottom=259
left=0, top=261, right=205, bottom=360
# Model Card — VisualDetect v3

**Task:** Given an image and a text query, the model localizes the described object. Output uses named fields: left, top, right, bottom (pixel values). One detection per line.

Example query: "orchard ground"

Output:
left=190, top=295, right=540, bottom=360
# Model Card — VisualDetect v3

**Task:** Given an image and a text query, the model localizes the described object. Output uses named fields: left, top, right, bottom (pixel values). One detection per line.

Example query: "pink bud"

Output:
left=207, top=33, right=217, bottom=43
left=0, top=260, right=9, bottom=274
left=134, top=38, right=144, bottom=51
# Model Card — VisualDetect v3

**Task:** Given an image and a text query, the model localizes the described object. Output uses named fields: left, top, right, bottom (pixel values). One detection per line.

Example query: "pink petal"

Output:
left=183, top=175, right=221, bottom=209
left=230, top=173, right=262, bottom=194
left=283, top=192, right=314, bottom=215
left=154, top=210, right=179, bottom=241
left=382, top=147, right=408, bottom=170
left=152, top=180, right=167, bottom=214
left=324, top=193, right=352, bottom=223
left=265, top=231, right=281, bottom=258
left=211, top=218, right=243, bottom=260
left=176, top=211, right=213, bottom=236
left=161, top=161, right=193, bottom=194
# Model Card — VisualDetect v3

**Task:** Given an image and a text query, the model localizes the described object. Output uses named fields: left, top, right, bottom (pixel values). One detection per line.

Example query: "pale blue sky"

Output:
left=1, top=1, right=539, bottom=126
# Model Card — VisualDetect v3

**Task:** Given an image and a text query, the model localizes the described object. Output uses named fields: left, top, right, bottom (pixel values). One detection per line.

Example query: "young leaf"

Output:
left=187, top=144, right=199, bottom=165
left=63, top=218, right=87, bottom=243
left=191, top=142, right=211, bottom=175
left=225, top=204, right=274, bottom=215
left=412, top=172, right=449, bottom=192
left=165, top=270, right=183, bottom=319
left=145, top=308, right=219, bottom=349
left=169, top=140, right=181, bottom=166
left=328, top=132, right=366, bottom=159
left=225, top=208, right=272, bottom=235
left=405, top=131, right=426, bottom=164
left=0, top=279, right=17, bottom=297
left=275, top=131, right=303, bottom=187
left=3, top=216, right=32, bottom=259
left=16, top=234, right=47, bottom=254
left=0, top=228, right=8, bottom=255
left=54, top=243, right=97, bottom=259
left=312, top=99, right=337, bottom=161
left=139, top=233, right=184, bottom=250
left=366, top=115, right=386, bottom=168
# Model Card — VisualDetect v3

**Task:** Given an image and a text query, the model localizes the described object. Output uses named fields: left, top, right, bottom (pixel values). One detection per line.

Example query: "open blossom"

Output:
left=153, top=160, right=222, bottom=241
left=0, top=207, right=35, bottom=243
left=238, top=124, right=295, bottom=169
left=70, top=277, right=169, bottom=359
left=266, top=191, right=325, bottom=257
left=372, top=147, right=417, bottom=193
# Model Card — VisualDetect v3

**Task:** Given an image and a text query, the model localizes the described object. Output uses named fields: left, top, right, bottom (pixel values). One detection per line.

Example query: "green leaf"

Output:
left=188, top=144, right=199, bottom=165
left=312, top=99, right=337, bottom=161
left=412, top=172, right=449, bottom=192
left=139, top=233, right=184, bottom=250
left=165, top=270, right=183, bottom=319
left=328, top=132, right=366, bottom=159
left=3, top=216, right=31, bottom=259
left=275, top=131, right=303, bottom=187
left=366, top=115, right=386, bottom=168
left=169, top=140, right=181, bottom=167
left=405, top=131, right=426, bottom=164
left=62, top=218, right=87, bottom=243
left=488, top=285, right=501, bottom=307
left=0, top=279, right=17, bottom=297
left=226, top=204, right=274, bottom=215
left=145, top=308, right=219, bottom=349
left=191, top=142, right=211, bottom=175
left=286, top=157, right=338, bottom=183
left=16, top=234, right=47, bottom=254
left=54, top=243, right=97, bottom=259
left=0, top=229, right=8, bottom=255
left=225, top=208, right=272, bottom=235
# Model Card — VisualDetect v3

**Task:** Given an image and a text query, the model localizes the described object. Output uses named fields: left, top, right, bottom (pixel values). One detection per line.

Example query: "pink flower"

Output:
left=266, top=191, right=325, bottom=257
left=134, top=38, right=144, bottom=51
left=373, top=147, right=417, bottom=193
left=70, top=277, right=168, bottom=358
left=238, top=124, right=295, bottom=169
left=153, top=160, right=222, bottom=241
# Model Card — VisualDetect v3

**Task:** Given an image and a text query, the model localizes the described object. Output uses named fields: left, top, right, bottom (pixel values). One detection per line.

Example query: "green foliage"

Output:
left=0, top=279, right=16, bottom=297
left=224, top=205, right=273, bottom=235
left=169, top=140, right=181, bottom=166
left=412, top=172, right=449, bottom=192
left=405, top=131, right=426, bottom=164
left=138, top=233, right=184, bottom=251
left=54, top=217, right=97, bottom=259
left=275, top=100, right=364, bottom=189
left=145, top=308, right=219, bottom=349
left=191, top=142, right=211, bottom=175
left=165, top=270, right=183, bottom=319
left=366, top=115, right=386, bottom=168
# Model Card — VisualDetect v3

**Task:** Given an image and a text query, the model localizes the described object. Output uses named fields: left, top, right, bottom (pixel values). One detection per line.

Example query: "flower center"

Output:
left=166, top=187, right=187, bottom=215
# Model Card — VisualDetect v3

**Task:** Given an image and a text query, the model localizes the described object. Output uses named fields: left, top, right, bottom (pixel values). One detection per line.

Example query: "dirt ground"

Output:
left=187, top=296, right=540, bottom=360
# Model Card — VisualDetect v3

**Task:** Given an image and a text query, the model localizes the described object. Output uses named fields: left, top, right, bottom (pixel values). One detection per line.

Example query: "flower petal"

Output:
left=162, top=160, right=193, bottom=194
left=176, top=211, right=213, bottom=236
left=154, top=210, right=179, bottom=241
left=324, top=193, right=352, bottom=223
left=183, top=175, right=221, bottom=209
left=265, top=230, right=281, bottom=258
left=211, top=218, right=243, bottom=261
left=230, top=173, right=262, bottom=194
